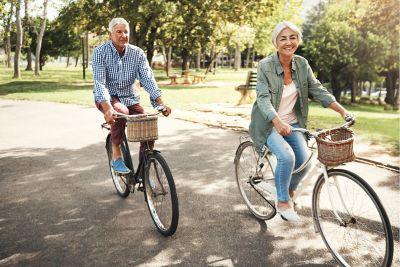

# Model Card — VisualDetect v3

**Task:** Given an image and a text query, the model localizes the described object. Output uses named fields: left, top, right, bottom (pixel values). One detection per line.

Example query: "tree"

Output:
left=82, top=0, right=173, bottom=66
left=302, top=0, right=395, bottom=105
left=1, top=0, right=14, bottom=68
left=252, top=0, right=303, bottom=57
left=362, top=0, right=399, bottom=109
left=23, top=0, right=33, bottom=71
left=34, top=0, right=48, bottom=75
left=13, top=0, right=22, bottom=78
left=229, top=24, right=254, bottom=70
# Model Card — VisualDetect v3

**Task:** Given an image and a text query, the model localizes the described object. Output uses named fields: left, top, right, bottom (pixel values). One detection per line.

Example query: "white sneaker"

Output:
left=276, top=204, right=301, bottom=224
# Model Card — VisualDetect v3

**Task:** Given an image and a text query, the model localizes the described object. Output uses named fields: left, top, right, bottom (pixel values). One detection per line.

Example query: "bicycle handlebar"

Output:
left=112, top=105, right=166, bottom=119
left=292, top=115, right=356, bottom=137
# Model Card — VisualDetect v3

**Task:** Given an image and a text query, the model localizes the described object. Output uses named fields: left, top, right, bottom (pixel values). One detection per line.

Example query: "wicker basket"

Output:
left=316, top=127, right=355, bottom=166
left=127, top=115, right=158, bottom=142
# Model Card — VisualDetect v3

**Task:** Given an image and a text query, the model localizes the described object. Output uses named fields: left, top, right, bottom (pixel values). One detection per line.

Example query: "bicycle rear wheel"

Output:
left=312, top=169, right=393, bottom=267
left=144, top=152, right=179, bottom=236
left=234, top=141, right=276, bottom=220
left=106, top=134, right=130, bottom=198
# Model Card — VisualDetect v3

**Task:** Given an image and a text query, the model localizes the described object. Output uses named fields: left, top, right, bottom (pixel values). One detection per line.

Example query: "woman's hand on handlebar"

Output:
left=272, top=116, right=292, bottom=136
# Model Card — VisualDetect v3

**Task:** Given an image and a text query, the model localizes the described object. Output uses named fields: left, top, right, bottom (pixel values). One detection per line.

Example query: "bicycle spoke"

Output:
left=235, top=141, right=276, bottom=220
left=313, top=170, right=393, bottom=267
left=145, top=153, right=178, bottom=236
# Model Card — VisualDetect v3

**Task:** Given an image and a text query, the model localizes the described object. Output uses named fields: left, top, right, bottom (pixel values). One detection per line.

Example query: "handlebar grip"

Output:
left=156, top=105, right=166, bottom=112
left=344, top=114, right=356, bottom=127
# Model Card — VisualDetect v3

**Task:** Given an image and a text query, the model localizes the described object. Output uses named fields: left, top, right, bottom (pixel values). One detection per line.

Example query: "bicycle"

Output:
left=101, top=107, right=179, bottom=236
left=234, top=118, right=394, bottom=267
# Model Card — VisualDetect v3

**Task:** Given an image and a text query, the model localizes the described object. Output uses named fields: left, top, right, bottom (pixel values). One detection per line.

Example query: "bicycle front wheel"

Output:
left=234, top=141, right=276, bottom=220
left=312, top=169, right=393, bottom=267
left=144, top=152, right=179, bottom=236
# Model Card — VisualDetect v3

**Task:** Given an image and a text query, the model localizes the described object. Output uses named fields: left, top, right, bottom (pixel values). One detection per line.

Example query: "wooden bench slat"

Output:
left=235, top=70, right=257, bottom=105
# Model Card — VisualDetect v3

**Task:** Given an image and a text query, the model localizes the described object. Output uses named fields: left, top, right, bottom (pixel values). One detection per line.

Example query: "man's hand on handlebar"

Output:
left=104, top=109, right=116, bottom=124
left=157, top=105, right=171, bottom=117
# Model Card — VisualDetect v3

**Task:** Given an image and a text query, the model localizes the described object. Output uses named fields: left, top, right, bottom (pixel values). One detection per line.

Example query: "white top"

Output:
left=278, top=81, right=298, bottom=124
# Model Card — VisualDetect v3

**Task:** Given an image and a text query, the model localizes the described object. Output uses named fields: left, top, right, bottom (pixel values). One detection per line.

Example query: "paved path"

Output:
left=0, top=100, right=398, bottom=266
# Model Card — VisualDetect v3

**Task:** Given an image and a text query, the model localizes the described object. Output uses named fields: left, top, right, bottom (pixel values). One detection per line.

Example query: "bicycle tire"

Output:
left=312, top=169, right=393, bottom=267
left=106, top=134, right=130, bottom=198
left=234, top=141, right=276, bottom=220
left=144, top=152, right=179, bottom=236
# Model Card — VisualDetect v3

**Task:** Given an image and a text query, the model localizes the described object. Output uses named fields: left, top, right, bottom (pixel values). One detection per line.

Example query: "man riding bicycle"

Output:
left=92, top=17, right=171, bottom=174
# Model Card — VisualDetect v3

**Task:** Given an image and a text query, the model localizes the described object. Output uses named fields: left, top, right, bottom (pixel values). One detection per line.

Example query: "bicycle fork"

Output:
left=319, top=166, right=351, bottom=228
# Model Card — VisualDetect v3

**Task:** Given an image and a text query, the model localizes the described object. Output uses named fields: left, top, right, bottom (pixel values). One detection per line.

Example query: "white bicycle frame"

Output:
left=258, top=138, right=350, bottom=231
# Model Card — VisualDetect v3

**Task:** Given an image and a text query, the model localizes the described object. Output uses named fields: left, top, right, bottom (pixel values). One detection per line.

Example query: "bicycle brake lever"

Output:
left=156, top=105, right=166, bottom=113
left=345, top=114, right=356, bottom=126
left=305, top=132, right=313, bottom=141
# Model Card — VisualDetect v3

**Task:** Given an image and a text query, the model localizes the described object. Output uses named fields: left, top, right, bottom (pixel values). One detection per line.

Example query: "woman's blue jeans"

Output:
left=266, top=123, right=310, bottom=202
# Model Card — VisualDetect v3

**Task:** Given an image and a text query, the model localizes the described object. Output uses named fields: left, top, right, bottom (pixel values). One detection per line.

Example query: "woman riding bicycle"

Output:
left=249, top=21, right=352, bottom=224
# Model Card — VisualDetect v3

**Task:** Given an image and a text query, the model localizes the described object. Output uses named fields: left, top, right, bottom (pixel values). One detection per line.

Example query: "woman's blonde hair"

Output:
left=271, top=21, right=302, bottom=48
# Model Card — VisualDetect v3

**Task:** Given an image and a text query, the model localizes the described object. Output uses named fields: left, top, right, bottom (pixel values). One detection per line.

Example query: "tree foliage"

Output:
left=302, top=0, right=398, bottom=108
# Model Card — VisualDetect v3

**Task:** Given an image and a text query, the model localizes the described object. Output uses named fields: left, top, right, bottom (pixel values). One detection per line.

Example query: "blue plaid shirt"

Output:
left=92, top=41, right=161, bottom=107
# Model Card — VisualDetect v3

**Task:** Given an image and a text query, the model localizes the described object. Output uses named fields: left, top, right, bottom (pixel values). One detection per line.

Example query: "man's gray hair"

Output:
left=271, top=21, right=302, bottom=48
left=108, top=17, right=129, bottom=33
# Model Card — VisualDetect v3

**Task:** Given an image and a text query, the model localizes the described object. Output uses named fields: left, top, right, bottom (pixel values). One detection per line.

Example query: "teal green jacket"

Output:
left=249, top=52, right=336, bottom=153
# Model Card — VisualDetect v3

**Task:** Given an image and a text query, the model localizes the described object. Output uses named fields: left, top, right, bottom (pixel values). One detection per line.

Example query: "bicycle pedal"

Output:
left=129, top=183, right=135, bottom=193
left=280, top=215, right=288, bottom=221
left=137, top=184, right=145, bottom=191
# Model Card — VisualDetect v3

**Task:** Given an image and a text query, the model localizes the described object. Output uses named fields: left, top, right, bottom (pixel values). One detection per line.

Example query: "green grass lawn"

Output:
left=1, top=64, right=399, bottom=155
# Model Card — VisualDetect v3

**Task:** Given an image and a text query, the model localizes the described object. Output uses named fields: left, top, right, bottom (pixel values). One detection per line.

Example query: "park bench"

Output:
left=235, top=70, right=257, bottom=105
left=169, top=75, right=178, bottom=85
left=192, top=74, right=206, bottom=84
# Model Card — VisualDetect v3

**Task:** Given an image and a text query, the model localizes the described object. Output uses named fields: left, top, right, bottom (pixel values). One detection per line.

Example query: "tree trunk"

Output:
left=196, top=49, right=201, bottom=70
left=331, top=74, right=342, bottom=102
left=234, top=43, right=241, bottom=71
left=85, top=32, right=90, bottom=68
left=213, top=52, right=218, bottom=74
left=5, top=0, right=14, bottom=68
left=6, top=37, right=12, bottom=68
left=24, top=0, right=32, bottom=71
left=209, top=47, right=215, bottom=73
left=251, top=47, right=255, bottom=68
left=351, top=77, right=356, bottom=103
left=75, top=57, right=79, bottom=67
left=39, top=57, right=44, bottom=71
left=13, top=0, right=23, bottom=78
left=204, top=50, right=219, bottom=76
left=161, top=46, right=168, bottom=77
left=384, top=69, right=399, bottom=109
left=66, top=52, right=70, bottom=68
left=34, top=0, right=48, bottom=76
left=25, top=47, right=33, bottom=70
left=128, top=1, right=141, bottom=45
left=168, top=46, right=172, bottom=70
left=246, top=47, right=250, bottom=68
left=145, top=25, right=158, bottom=66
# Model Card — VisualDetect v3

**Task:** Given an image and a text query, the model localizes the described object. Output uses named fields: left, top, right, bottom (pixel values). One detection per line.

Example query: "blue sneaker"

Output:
left=112, top=158, right=131, bottom=174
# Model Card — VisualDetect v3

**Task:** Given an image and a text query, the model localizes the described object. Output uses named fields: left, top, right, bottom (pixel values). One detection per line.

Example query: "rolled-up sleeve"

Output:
left=137, top=51, right=161, bottom=107
left=92, top=47, right=110, bottom=103
left=256, top=62, right=278, bottom=122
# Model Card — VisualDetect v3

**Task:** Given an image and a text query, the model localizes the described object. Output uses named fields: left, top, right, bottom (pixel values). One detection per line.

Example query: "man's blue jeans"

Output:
left=266, top=123, right=310, bottom=202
